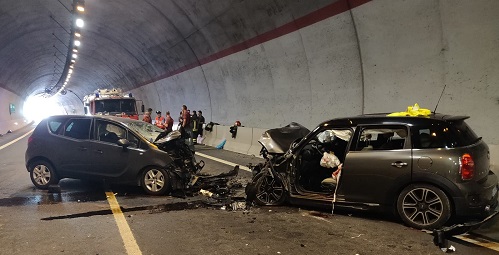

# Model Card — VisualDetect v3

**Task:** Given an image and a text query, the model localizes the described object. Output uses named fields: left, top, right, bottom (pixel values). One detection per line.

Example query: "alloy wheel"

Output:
left=256, top=174, right=285, bottom=205
left=144, top=169, right=165, bottom=192
left=32, top=164, right=51, bottom=186
left=401, top=188, right=443, bottom=226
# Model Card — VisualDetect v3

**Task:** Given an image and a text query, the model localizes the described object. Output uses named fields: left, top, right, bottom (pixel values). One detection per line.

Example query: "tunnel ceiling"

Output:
left=0, top=0, right=334, bottom=102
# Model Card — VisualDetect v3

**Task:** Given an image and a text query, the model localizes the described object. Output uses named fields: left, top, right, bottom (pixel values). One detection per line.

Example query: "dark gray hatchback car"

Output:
left=248, top=114, right=498, bottom=229
left=25, top=115, right=174, bottom=195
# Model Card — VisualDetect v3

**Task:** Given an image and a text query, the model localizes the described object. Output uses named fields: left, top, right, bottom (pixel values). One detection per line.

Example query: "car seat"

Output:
left=101, top=132, right=119, bottom=143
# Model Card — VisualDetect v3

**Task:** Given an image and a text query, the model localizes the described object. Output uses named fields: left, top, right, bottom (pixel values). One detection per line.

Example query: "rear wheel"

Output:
left=140, top=167, right=171, bottom=195
left=254, top=172, right=287, bottom=206
left=397, top=184, right=451, bottom=229
left=29, top=160, right=59, bottom=189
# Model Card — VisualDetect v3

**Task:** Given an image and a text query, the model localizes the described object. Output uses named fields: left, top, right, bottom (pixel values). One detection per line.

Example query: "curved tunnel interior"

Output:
left=0, top=0, right=498, bottom=147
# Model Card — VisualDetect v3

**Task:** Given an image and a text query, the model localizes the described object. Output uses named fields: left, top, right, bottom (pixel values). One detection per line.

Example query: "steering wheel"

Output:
left=310, top=140, right=324, bottom=154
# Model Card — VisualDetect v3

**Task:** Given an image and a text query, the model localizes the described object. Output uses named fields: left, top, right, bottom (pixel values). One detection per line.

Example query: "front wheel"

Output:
left=253, top=172, right=287, bottom=206
left=29, top=160, right=59, bottom=189
left=140, top=167, right=171, bottom=195
left=397, top=184, right=451, bottom=229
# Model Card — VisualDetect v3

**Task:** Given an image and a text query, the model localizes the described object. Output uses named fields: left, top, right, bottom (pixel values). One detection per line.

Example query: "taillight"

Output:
left=27, top=135, right=34, bottom=144
left=460, top=153, right=474, bottom=180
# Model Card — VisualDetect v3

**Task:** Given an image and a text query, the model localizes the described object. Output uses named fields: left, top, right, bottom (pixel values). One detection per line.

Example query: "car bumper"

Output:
left=454, top=172, right=498, bottom=218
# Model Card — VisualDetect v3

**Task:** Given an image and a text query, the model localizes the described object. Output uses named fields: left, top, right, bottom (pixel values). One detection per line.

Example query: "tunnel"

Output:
left=0, top=0, right=498, bottom=168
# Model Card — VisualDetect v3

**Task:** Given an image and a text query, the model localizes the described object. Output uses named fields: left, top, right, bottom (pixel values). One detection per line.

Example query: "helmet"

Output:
left=235, top=121, right=241, bottom=126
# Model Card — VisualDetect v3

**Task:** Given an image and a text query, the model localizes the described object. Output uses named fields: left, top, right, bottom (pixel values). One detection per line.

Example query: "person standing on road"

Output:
left=197, top=110, right=205, bottom=137
left=181, top=105, right=191, bottom=138
left=154, top=111, right=166, bottom=129
left=191, top=110, right=198, bottom=144
left=142, top=108, right=153, bottom=123
left=165, top=111, right=174, bottom=133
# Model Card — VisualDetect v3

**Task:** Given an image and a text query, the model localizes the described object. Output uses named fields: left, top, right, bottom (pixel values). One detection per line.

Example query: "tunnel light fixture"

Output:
left=76, top=18, right=84, bottom=28
left=48, top=1, right=87, bottom=97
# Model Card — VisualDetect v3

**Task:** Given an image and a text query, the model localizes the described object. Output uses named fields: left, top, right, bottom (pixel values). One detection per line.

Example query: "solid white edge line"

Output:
left=195, top=152, right=251, bottom=172
left=106, top=192, right=142, bottom=255
left=0, top=129, right=34, bottom=151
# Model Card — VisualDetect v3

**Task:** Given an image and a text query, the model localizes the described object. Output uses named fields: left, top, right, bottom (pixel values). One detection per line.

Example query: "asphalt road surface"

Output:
left=0, top=125, right=498, bottom=255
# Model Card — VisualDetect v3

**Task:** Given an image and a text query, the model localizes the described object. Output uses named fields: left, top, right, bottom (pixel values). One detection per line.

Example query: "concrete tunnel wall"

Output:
left=129, top=0, right=499, bottom=169
left=0, top=87, right=25, bottom=134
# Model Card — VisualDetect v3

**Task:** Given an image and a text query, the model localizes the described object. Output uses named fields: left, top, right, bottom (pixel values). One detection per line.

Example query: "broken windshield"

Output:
left=127, top=121, right=164, bottom=143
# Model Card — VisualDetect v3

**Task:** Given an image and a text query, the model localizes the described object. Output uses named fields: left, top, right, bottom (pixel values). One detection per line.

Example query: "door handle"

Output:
left=391, top=162, right=408, bottom=168
left=78, top=146, right=87, bottom=151
left=95, top=150, right=103, bottom=154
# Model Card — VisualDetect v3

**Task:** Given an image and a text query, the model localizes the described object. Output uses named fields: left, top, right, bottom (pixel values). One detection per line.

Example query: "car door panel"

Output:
left=336, top=125, right=412, bottom=205
left=55, top=118, right=93, bottom=178
left=337, top=150, right=412, bottom=205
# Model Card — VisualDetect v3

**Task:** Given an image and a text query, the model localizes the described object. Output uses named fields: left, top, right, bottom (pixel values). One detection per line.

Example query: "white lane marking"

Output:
left=0, top=129, right=34, bottom=151
left=106, top=192, right=142, bottom=255
left=195, top=152, right=251, bottom=172
left=455, top=234, right=499, bottom=252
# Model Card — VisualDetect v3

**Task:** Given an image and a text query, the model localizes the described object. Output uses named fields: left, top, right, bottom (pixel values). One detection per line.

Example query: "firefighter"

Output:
left=154, top=111, right=166, bottom=129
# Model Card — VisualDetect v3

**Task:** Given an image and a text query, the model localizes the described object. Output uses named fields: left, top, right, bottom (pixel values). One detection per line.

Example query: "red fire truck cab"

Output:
left=83, top=88, right=144, bottom=120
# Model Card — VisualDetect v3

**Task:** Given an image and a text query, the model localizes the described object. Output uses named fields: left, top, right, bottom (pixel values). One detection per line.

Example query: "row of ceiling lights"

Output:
left=55, top=1, right=85, bottom=95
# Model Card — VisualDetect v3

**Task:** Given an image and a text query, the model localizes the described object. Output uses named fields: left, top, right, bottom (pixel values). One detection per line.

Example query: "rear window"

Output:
left=48, top=119, right=64, bottom=134
left=451, top=120, right=479, bottom=146
left=412, top=121, right=479, bottom=149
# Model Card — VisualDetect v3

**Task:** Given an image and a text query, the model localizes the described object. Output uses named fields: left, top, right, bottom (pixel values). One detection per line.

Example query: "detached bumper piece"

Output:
left=429, top=210, right=499, bottom=252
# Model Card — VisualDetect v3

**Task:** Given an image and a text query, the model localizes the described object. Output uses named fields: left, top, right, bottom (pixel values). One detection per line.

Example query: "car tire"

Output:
left=29, top=160, right=59, bottom=189
left=253, top=172, right=287, bottom=206
left=140, top=167, right=171, bottom=195
left=397, top=184, right=451, bottom=229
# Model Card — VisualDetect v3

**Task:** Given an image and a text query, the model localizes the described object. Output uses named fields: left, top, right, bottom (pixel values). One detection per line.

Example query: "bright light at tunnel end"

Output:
left=23, top=95, right=67, bottom=123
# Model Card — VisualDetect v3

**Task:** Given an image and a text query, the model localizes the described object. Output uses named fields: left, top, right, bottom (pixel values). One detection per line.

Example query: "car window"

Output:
left=127, top=131, right=140, bottom=148
left=413, top=126, right=456, bottom=149
left=95, top=120, right=126, bottom=144
left=63, top=118, right=91, bottom=140
left=48, top=119, right=64, bottom=134
left=355, top=127, right=408, bottom=151
left=315, top=129, right=352, bottom=161
left=127, top=121, right=164, bottom=143
left=451, top=120, right=479, bottom=146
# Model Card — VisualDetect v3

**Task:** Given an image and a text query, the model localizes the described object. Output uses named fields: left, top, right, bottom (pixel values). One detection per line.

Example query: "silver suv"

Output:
left=247, top=114, right=498, bottom=229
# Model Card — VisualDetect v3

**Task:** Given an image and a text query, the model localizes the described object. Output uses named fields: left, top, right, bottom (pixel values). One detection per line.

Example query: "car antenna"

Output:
left=433, top=83, right=447, bottom=113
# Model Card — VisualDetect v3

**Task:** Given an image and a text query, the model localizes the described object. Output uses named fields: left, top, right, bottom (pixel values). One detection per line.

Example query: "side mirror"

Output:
left=141, top=104, right=145, bottom=113
left=117, top=138, right=130, bottom=148
left=84, top=107, right=88, bottom=115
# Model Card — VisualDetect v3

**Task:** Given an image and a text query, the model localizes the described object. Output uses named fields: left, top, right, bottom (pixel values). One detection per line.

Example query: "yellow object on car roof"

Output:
left=387, top=103, right=431, bottom=117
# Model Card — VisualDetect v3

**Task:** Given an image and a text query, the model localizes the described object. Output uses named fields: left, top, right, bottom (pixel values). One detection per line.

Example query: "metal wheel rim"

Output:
left=32, top=165, right=51, bottom=186
left=256, top=174, right=284, bottom=204
left=402, top=188, right=443, bottom=226
left=144, top=169, right=165, bottom=192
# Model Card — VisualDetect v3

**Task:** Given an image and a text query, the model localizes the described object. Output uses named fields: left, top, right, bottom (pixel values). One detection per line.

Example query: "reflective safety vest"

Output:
left=155, top=116, right=166, bottom=129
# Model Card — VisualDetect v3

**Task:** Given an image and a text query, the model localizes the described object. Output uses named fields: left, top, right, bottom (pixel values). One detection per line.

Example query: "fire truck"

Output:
left=83, top=88, right=144, bottom=120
